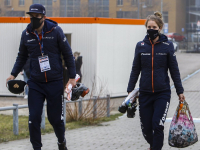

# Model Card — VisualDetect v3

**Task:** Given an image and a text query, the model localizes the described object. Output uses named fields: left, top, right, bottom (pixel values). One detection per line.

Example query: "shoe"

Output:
left=58, top=139, right=68, bottom=150
left=71, top=83, right=90, bottom=101
left=24, top=95, right=28, bottom=99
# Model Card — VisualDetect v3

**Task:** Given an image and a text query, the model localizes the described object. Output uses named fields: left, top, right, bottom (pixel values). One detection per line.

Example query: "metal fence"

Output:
left=0, top=95, right=110, bottom=135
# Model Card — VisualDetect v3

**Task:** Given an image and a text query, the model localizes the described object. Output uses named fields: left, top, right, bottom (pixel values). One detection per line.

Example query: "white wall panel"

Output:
left=96, top=24, right=146, bottom=96
left=0, top=23, right=26, bottom=95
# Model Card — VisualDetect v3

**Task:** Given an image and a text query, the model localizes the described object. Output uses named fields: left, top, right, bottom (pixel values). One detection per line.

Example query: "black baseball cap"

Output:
left=7, top=80, right=26, bottom=94
left=26, top=4, right=46, bottom=15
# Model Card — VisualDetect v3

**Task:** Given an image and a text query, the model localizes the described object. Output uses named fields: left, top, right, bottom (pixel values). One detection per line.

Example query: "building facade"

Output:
left=0, top=0, right=192, bottom=35
left=186, top=0, right=200, bottom=50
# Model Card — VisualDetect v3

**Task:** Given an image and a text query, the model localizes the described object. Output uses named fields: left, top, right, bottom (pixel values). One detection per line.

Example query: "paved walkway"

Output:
left=0, top=52, right=200, bottom=150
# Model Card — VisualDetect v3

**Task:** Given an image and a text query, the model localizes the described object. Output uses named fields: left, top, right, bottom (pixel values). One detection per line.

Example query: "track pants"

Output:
left=139, top=90, right=171, bottom=150
left=27, top=79, right=65, bottom=150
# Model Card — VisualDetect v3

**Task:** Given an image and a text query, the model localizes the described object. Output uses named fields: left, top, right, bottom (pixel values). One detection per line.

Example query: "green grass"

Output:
left=0, top=113, right=122, bottom=143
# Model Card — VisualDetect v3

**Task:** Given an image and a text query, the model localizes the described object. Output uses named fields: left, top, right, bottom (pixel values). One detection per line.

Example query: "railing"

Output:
left=0, top=95, right=110, bottom=135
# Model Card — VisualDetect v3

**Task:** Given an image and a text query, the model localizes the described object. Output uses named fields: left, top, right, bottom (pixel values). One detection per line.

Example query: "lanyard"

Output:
left=35, top=30, right=44, bottom=56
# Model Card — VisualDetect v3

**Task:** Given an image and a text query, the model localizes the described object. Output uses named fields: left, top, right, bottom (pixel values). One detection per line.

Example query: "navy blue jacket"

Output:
left=11, top=19, right=76, bottom=82
left=127, top=34, right=184, bottom=95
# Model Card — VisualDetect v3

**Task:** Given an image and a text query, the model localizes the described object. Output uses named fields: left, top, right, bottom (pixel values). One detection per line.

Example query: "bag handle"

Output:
left=177, top=102, right=183, bottom=119
left=177, top=100, right=193, bottom=122
left=185, top=101, right=193, bottom=122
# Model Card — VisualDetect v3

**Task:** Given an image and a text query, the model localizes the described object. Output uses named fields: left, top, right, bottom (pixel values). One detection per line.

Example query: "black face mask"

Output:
left=30, top=17, right=43, bottom=30
left=147, top=29, right=159, bottom=40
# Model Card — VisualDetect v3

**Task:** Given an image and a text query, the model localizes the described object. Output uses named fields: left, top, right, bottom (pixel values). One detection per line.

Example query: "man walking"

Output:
left=6, top=4, right=76, bottom=150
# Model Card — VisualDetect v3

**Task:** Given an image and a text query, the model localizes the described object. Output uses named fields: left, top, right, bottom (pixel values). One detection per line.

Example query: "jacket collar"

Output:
left=143, top=34, right=169, bottom=45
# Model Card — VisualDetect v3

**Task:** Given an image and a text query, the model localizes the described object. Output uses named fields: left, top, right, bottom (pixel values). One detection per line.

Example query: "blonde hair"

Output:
left=145, top=11, right=164, bottom=29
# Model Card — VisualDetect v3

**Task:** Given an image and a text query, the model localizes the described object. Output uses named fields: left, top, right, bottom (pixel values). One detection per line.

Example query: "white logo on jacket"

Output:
left=27, top=39, right=36, bottom=42
left=141, top=42, right=144, bottom=46
left=63, top=37, right=66, bottom=42
left=26, top=32, right=29, bottom=35
left=173, top=53, right=176, bottom=56
left=141, top=53, right=151, bottom=55
left=43, top=37, right=54, bottom=39
left=156, top=53, right=167, bottom=55
left=162, top=42, right=170, bottom=45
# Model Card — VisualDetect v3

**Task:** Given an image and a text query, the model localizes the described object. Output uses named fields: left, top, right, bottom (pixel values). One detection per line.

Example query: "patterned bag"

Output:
left=168, top=101, right=198, bottom=148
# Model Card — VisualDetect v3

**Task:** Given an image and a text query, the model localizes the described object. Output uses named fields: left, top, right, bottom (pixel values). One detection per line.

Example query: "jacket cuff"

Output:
left=11, top=72, right=17, bottom=78
left=69, top=72, right=76, bottom=79
left=177, top=90, right=184, bottom=95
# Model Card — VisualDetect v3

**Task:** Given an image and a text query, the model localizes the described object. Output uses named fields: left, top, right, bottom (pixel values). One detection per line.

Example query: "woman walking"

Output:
left=127, top=12, right=185, bottom=150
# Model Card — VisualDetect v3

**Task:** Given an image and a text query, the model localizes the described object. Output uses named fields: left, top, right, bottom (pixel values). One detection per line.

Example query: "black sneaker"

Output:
left=58, top=139, right=68, bottom=150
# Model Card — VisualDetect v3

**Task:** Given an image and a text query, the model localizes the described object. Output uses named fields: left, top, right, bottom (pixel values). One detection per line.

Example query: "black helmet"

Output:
left=71, top=83, right=89, bottom=101
left=7, top=80, right=26, bottom=94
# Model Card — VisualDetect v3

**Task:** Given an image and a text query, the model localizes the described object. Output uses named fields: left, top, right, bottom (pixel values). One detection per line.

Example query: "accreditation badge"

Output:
left=38, top=55, right=51, bottom=72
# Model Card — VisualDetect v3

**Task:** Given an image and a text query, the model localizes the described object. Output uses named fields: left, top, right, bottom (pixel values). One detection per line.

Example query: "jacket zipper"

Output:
left=42, top=27, right=54, bottom=82
left=31, top=32, right=48, bottom=82
left=149, top=39, right=159, bottom=93
left=152, top=44, right=154, bottom=93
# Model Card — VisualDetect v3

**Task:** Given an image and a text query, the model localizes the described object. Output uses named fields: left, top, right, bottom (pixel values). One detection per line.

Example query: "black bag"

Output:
left=7, top=80, right=26, bottom=94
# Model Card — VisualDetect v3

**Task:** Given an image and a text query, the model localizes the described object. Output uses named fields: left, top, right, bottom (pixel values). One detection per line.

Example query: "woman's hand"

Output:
left=178, top=93, right=185, bottom=102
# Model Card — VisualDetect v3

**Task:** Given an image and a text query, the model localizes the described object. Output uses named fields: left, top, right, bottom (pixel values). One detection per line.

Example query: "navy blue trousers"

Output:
left=27, top=79, right=65, bottom=150
left=139, top=90, right=171, bottom=150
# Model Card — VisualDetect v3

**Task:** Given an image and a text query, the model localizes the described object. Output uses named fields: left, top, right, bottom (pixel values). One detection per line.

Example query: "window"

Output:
left=40, top=0, right=46, bottom=5
left=103, top=0, right=109, bottom=5
left=196, top=0, right=200, bottom=6
left=33, top=0, right=39, bottom=3
left=60, top=0, right=80, bottom=17
left=145, top=0, right=152, bottom=6
left=88, top=0, right=109, bottom=17
left=5, top=0, right=11, bottom=6
left=163, top=11, right=168, bottom=23
left=47, top=0, right=52, bottom=5
left=117, top=11, right=123, bottom=18
left=46, top=6, right=52, bottom=17
left=19, top=0, right=25, bottom=6
left=132, top=0, right=137, bottom=5
left=6, top=11, right=25, bottom=16
left=32, top=0, right=52, bottom=6
left=117, top=11, right=137, bottom=18
left=117, top=0, right=123, bottom=6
